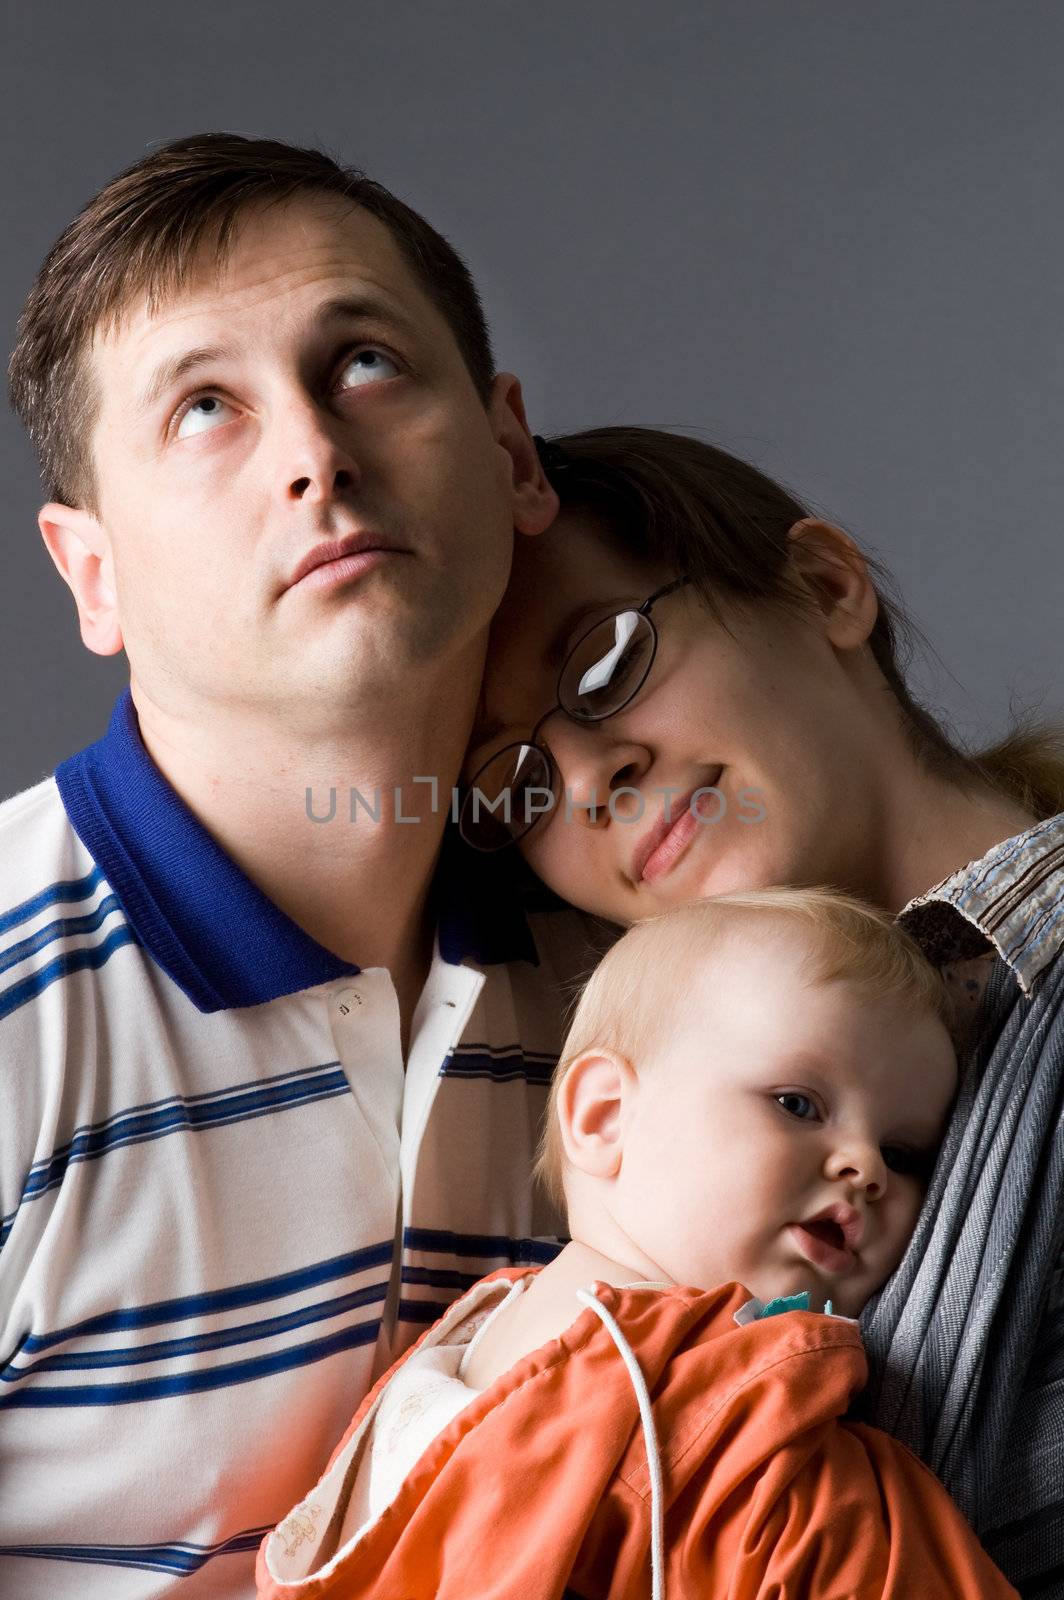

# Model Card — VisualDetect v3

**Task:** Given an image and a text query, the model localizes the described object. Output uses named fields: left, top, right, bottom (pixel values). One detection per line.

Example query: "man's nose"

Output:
left=546, top=722, right=652, bottom=829
left=271, top=396, right=361, bottom=505
left=824, top=1139, right=887, bottom=1199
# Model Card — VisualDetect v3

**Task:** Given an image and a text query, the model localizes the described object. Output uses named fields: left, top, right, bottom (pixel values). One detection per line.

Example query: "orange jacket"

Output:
left=256, top=1269, right=1016, bottom=1599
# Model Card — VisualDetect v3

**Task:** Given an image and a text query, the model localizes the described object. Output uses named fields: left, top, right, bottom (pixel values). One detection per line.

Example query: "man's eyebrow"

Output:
left=136, top=345, right=236, bottom=417
left=135, top=296, right=416, bottom=418
left=313, top=294, right=417, bottom=337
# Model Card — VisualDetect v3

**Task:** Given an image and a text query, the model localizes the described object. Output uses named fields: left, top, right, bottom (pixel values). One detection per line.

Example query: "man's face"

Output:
left=85, top=194, right=538, bottom=731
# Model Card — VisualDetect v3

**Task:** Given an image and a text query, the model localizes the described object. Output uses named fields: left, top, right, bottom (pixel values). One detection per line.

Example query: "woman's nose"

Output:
left=546, top=722, right=652, bottom=829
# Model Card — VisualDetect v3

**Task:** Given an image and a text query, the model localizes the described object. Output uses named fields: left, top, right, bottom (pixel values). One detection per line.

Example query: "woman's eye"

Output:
left=604, top=639, right=643, bottom=693
left=776, top=1092, right=820, bottom=1122
left=175, top=395, right=235, bottom=439
left=337, top=348, right=400, bottom=390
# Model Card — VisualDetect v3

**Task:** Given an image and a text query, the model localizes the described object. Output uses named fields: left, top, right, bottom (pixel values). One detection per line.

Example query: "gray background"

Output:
left=3, top=0, right=1062, bottom=798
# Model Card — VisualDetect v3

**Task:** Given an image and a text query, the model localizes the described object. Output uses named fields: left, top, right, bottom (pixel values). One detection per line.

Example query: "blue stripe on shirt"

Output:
left=14, top=1240, right=395, bottom=1354
left=0, top=1063, right=351, bottom=1251
left=401, top=1265, right=482, bottom=1293
left=0, top=1318, right=381, bottom=1409
left=398, top=1298, right=450, bottom=1325
left=397, top=1238, right=563, bottom=1324
left=2, top=1280, right=389, bottom=1381
left=0, top=865, right=105, bottom=937
left=0, top=923, right=139, bottom=1024
left=0, top=893, right=124, bottom=979
left=403, top=1226, right=563, bottom=1265
left=0, top=1525, right=271, bottom=1576
left=441, top=1043, right=557, bottom=1085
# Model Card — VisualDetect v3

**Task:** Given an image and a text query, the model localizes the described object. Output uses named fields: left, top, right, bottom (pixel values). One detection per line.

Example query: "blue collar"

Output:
left=56, top=691, right=537, bottom=1013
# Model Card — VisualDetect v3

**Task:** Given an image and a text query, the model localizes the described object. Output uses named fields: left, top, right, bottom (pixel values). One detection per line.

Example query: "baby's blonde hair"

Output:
left=535, top=886, right=953, bottom=1213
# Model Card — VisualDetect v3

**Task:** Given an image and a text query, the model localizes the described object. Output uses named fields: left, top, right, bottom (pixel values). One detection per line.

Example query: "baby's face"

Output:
left=609, top=932, right=957, bottom=1316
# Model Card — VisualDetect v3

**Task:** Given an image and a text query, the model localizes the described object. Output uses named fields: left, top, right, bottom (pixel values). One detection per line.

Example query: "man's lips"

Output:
left=633, top=772, right=724, bottom=884
left=285, top=531, right=405, bottom=593
left=788, top=1202, right=864, bottom=1275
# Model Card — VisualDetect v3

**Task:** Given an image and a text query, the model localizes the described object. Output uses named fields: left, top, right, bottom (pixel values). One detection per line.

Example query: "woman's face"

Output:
left=468, top=510, right=884, bottom=925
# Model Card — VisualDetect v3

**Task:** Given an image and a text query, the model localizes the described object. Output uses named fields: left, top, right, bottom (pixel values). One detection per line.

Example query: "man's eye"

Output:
left=175, top=395, right=235, bottom=439
left=337, top=348, right=400, bottom=390
left=881, top=1144, right=935, bottom=1180
left=776, top=1092, right=820, bottom=1122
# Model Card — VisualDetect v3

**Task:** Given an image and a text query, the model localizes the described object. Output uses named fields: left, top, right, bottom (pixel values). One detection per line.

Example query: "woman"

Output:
left=460, top=427, right=1064, bottom=1594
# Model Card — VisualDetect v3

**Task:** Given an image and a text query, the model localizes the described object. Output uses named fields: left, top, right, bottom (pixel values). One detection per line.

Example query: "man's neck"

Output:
left=130, top=680, right=475, bottom=1047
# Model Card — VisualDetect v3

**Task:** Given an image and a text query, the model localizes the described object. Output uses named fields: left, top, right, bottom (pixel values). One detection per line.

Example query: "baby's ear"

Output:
left=558, top=1049, right=634, bottom=1181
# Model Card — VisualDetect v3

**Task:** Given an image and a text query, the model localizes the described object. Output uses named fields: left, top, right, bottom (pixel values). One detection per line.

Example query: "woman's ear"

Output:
left=786, top=518, right=879, bottom=651
left=557, top=1048, right=636, bottom=1182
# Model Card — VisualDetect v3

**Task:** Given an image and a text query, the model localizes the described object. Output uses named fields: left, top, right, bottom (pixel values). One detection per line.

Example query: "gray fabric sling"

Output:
left=860, top=953, right=1064, bottom=1597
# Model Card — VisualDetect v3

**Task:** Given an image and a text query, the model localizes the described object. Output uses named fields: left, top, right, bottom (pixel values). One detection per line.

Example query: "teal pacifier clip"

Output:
left=734, top=1290, right=852, bottom=1326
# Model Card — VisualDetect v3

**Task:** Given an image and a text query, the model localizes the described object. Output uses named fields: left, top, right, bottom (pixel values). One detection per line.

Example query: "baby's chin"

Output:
left=823, top=1286, right=869, bottom=1319
left=818, top=1273, right=893, bottom=1320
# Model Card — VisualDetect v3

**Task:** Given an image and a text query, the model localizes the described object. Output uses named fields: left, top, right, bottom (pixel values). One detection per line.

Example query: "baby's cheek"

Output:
left=880, top=1193, right=924, bottom=1275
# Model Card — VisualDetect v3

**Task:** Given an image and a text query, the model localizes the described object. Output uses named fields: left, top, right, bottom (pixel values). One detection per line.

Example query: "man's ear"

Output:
left=557, top=1048, right=636, bottom=1183
left=38, top=503, right=124, bottom=657
left=487, top=372, right=559, bottom=538
left=786, top=518, right=879, bottom=651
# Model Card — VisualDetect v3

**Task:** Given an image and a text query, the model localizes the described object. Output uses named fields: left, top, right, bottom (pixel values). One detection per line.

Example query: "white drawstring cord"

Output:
left=575, top=1288, right=665, bottom=1600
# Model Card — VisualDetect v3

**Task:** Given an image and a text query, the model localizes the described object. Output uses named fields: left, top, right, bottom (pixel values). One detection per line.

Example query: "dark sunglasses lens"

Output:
left=459, top=744, right=555, bottom=851
left=559, top=611, right=655, bottom=722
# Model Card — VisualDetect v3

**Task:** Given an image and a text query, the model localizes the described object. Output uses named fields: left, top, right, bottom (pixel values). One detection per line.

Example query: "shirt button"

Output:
left=336, top=988, right=363, bottom=1017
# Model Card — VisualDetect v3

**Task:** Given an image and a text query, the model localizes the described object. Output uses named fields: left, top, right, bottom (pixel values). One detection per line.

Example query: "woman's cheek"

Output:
left=531, top=832, right=593, bottom=909
left=531, top=825, right=582, bottom=902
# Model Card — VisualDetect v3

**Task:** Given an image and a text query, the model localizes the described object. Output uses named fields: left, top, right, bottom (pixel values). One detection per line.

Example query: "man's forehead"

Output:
left=93, top=195, right=434, bottom=377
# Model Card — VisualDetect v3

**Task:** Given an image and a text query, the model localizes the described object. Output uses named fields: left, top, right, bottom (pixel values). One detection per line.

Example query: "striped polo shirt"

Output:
left=0, top=693, right=601, bottom=1598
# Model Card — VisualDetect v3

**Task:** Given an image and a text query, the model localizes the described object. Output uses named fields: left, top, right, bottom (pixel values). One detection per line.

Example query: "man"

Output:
left=1, top=133, right=593, bottom=1597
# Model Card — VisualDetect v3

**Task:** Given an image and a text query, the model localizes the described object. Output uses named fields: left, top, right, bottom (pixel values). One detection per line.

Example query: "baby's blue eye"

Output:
left=776, top=1092, right=819, bottom=1121
left=338, top=348, right=400, bottom=389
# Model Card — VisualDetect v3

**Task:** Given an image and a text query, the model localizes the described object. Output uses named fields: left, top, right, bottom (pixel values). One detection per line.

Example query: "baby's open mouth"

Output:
left=802, top=1218, right=846, bottom=1251
left=788, top=1216, right=857, bottom=1274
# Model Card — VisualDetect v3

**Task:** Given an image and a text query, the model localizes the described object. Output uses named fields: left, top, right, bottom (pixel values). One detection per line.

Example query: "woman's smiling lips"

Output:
left=634, top=771, right=724, bottom=883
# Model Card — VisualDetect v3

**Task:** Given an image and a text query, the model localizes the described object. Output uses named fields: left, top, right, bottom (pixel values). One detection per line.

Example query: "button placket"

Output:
left=331, top=970, right=405, bottom=1164
left=399, top=963, right=485, bottom=1201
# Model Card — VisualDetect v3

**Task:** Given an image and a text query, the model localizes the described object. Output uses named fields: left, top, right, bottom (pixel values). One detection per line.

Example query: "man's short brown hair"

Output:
left=8, top=132, right=496, bottom=510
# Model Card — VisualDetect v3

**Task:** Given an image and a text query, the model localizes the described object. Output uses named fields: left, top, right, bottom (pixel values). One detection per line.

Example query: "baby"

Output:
left=257, top=888, right=1016, bottom=1599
